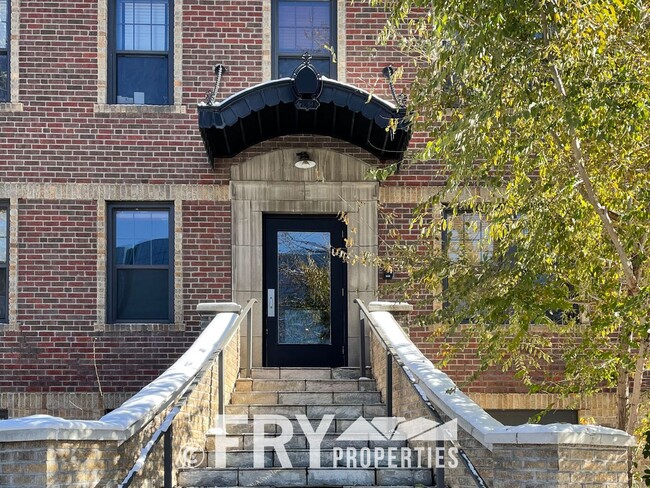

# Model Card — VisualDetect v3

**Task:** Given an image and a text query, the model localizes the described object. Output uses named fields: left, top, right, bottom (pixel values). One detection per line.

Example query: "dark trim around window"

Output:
left=271, top=0, right=337, bottom=80
left=0, top=0, right=10, bottom=103
left=0, top=201, right=8, bottom=323
left=106, top=201, right=174, bottom=324
left=107, top=0, right=174, bottom=105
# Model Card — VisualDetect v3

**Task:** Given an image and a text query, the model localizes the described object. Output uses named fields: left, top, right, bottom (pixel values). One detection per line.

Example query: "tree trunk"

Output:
left=616, top=364, right=629, bottom=431
left=627, top=334, right=648, bottom=435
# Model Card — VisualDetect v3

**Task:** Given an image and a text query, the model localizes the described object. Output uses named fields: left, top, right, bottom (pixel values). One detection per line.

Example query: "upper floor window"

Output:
left=273, top=0, right=336, bottom=79
left=108, top=0, right=173, bottom=105
left=0, top=0, right=9, bottom=102
left=0, top=202, right=8, bottom=322
left=441, top=209, right=492, bottom=322
left=107, top=203, right=173, bottom=323
left=444, top=210, right=493, bottom=264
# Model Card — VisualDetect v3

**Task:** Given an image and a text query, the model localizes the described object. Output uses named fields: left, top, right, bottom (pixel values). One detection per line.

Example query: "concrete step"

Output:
left=235, top=378, right=377, bottom=393
left=182, top=486, right=433, bottom=488
left=230, top=391, right=382, bottom=406
left=214, top=417, right=365, bottom=435
left=177, top=467, right=433, bottom=487
left=225, top=403, right=387, bottom=418
left=249, top=367, right=372, bottom=380
left=207, top=448, right=430, bottom=468
left=206, top=433, right=408, bottom=451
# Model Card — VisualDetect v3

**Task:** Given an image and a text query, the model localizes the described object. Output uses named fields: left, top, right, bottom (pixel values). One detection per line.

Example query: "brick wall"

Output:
left=376, top=202, right=620, bottom=416
left=182, top=201, right=232, bottom=327
left=0, top=1, right=408, bottom=415
left=1, top=201, right=99, bottom=395
left=0, top=0, right=609, bottom=417
left=0, top=196, right=232, bottom=415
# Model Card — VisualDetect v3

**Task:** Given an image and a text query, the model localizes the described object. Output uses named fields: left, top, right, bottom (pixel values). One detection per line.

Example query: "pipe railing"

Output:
left=355, top=299, right=488, bottom=488
left=119, top=299, right=257, bottom=488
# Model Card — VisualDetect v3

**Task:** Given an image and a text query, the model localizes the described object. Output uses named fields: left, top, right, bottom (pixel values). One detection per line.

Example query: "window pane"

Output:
left=278, top=1, right=330, bottom=55
left=0, top=267, right=5, bottom=321
left=116, top=269, right=169, bottom=321
left=0, top=209, right=6, bottom=263
left=151, top=25, right=166, bottom=51
left=116, top=0, right=168, bottom=52
left=276, top=1, right=332, bottom=79
left=0, top=54, right=7, bottom=102
left=115, top=209, right=169, bottom=265
left=134, top=2, right=151, bottom=25
left=134, top=24, right=152, bottom=51
left=116, top=55, right=169, bottom=104
left=279, top=56, right=330, bottom=78
left=446, top=212, right=492, bottom=263
left=277, top=231, right=332, bottom=345
left=0, top=0, right=6, bottom=50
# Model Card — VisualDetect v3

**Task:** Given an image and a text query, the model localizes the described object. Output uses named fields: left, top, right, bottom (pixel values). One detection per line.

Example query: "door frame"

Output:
left=230, top=149, right=379, bottom=369
left=262, top=214, right=348, bottom=367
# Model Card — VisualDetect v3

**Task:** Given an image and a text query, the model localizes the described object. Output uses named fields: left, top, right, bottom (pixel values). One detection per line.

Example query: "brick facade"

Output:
left=0, top=0, right=614, bottom=424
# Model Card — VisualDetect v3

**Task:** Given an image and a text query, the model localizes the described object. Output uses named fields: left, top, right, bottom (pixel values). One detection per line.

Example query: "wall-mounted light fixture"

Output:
left=294, top=151, right=316, bottom=169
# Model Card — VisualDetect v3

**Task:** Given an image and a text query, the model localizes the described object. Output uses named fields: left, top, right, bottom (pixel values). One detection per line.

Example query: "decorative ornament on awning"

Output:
left=292, top=53, right=323, bottom=111
left=197, top=54, right=411, bottom=165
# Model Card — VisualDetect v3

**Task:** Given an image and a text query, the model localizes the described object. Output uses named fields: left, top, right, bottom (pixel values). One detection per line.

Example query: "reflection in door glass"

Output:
left=277, top=231, right=331, bottom=344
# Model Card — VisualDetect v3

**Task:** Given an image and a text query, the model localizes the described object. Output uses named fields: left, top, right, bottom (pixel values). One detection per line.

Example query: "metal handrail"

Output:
left=355, top=298, right=489, bottom=488
left=119, top=299, right=257, bottom=488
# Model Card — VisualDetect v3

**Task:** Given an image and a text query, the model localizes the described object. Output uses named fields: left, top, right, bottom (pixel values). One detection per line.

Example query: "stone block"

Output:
left=249, top=405, right=307, bottom=416
left=251, top=368, right=280, bottom=379
left=239, top=467, right=307, bottom=486
left=308, top=467, right=375, bottom=486
left=252, top=380, right=306, bottom=392
left=279, top=392, right=333, bottom=405
left=231, top=392, right=279, bottom=405
left=177, top=467, right=238, bottom=486
left=333, top=391, right=381, bottom=405
left=280, top=368, right=332, bottom=379
left=307, top=404, right=364, bottom=418
left=375, top=468, right=433, bottom=486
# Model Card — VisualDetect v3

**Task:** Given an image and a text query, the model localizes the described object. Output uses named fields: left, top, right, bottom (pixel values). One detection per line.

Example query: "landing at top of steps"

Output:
left=249, top=368, right=370, bottom=380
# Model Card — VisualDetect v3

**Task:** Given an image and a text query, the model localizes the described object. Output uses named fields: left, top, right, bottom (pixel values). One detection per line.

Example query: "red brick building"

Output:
left=0, top=0, right=615, bottom=426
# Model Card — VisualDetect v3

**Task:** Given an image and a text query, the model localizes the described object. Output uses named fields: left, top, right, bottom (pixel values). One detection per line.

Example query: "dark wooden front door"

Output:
left=263, top=215, right=347, bottom=367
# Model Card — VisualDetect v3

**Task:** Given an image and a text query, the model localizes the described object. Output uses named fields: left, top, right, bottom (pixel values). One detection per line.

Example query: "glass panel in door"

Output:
left=277, top=231, right=331, bottom=345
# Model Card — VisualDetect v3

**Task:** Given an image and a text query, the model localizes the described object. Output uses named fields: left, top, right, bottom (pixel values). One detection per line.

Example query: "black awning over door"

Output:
left=198, top=60, right=411, bottom=164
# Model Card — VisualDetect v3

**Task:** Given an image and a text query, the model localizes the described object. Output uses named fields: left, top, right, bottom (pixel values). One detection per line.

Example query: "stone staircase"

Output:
left=177, top=367, right=436, bottom=488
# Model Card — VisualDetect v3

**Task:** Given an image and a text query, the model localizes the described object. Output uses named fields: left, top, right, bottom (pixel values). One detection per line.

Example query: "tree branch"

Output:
left=541, top=11, right=639, bottom=294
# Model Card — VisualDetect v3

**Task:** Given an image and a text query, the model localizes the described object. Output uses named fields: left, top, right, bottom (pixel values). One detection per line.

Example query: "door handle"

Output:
left=267, top=289, right=275, bottom=317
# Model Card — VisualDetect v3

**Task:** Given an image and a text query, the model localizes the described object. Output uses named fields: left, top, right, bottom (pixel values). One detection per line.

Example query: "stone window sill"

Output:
left=93, top=104, right=187, bottom=115
left=0, top=321, right=20, bottom=331
left=96, top=322, right=185, bottom=332
left=0, top=102, right=24, bottom=113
